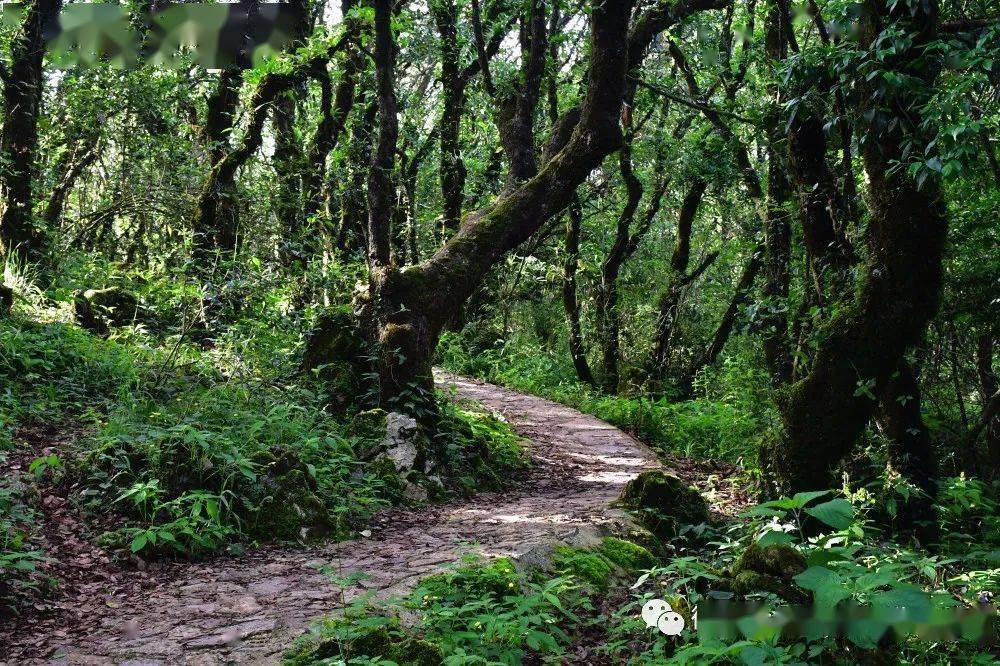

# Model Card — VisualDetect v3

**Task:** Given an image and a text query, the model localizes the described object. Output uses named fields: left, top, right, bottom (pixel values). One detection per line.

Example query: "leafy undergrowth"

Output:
left=285, top=539, right=655, bottom=666
left=0, top=310, right=526, bottom=611
left=0, top=455, right=52, bottom=611
left=286, top=486, right=999, bottom=665
left=438, top=332, right=776, bottom=466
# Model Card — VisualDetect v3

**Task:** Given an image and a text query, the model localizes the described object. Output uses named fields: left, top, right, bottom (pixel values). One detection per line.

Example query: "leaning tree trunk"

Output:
left=766, top=0, right=948, bottom=494
left=0, top=0, right=64, bottom=265
left=352, top=0, right=725, bottom=422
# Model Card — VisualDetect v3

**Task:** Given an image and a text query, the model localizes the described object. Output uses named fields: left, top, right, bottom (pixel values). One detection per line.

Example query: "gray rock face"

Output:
left=381, top=411, right=419, bottom=472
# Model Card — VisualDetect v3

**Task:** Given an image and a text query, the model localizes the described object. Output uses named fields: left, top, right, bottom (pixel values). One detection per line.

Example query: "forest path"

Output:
left=2, top=373, right=738, bottom=665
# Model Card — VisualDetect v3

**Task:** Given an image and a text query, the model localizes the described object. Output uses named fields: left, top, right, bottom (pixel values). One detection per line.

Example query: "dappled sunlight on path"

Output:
left=3, top=372, right=664, bottom=664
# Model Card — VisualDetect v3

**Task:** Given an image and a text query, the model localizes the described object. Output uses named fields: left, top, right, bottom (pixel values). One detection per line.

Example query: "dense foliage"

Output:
left=0, top=0, right=997, bottom=662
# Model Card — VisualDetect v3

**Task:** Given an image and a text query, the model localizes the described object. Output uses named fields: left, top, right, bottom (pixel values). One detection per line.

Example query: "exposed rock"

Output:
left=381, top=411, right=419, bottom=472
left=402, top=480, right=428, bottom=502
left=618, top=470, right=709, bottom=541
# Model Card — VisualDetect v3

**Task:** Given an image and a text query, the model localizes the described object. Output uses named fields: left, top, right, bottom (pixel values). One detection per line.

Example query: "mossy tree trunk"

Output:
left=432, top=0, right=466, bottom=234
left=683, top=243, right=763, bottom=388
left=0, top=0, right=64, bottom=265
left=597, top=131, right=643, bottom=394
left=351, top=0, right=730, bottom=426
left=877, top=360, right=938, bottom=537
left=766, top=0, right=948, bottom=495
left=561, top=196, right=598, bottom=388
left=974, top=335, right=999, bottom=480
left=760, top=0, right=795, bottom=387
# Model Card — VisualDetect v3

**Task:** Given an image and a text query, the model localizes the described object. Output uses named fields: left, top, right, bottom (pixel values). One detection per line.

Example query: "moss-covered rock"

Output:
left=284, top=615, right=441, bottom=666
left=245, top=469, right=331, bottom=541
left=348, top=408, right=388, bottom=443
left=622, top=525, right=668, bottom=557
left=600, top=536, right=658, bottom=570
left=619, top=470, right=709, bottom=541
left=73, top=286, right=139, bottom=334
left=390, top=637, right=444, bottom=665
left=726, top=543, right=808, bottom=602
left=552, top=546, right=614, bottom=589
left=418, top=557, right=520, bottom=603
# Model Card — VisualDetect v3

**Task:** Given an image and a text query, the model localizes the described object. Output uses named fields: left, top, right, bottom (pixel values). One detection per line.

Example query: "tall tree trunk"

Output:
left=651, top=179, right=709, bottom=372
left=878, top=360, right=938, bottom=540
left=562, top=195, right=597, bottom=388
left=432, top=0, right=467, bottom=234
left=337, top=99, right=377, bottom=254
left=974, top=335, right=999, bottom=479
left=760, top=0, right=794, bottom=387
left=684, top=242, right=763, bottom=386
left=43, top=135, right=99, bottom=229
left=496, top=0, right=547, bottom=188
left=190, top=0, right=260, bottom=261
left=766, top=0, right=947, bottom=495
left=301, top=2, right=363, bottom=223
left=785, top=64, right=855, bottom=303
left=272, top=92, right=302, bottom=258
left=598, top=133, right=643, bottom=393
left=0, top=0, right=64, bottom=264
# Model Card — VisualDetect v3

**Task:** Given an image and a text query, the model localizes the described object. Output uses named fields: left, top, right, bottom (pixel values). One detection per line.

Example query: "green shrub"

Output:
left=78, top=383, right=392, bottom=555
left=0, top=318, right=142, bottom=428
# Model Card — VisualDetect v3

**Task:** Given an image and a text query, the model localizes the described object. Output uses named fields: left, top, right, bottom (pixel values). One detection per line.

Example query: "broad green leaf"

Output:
left=791, top=490, right=830, bottom=507
left=130, top=533, right=148, bottom=553
left=804, top=499, right=854, bottom=530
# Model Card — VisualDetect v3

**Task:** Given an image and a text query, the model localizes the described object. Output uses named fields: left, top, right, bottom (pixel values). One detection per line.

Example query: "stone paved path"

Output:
left=2, top=373, right=668, bottom=665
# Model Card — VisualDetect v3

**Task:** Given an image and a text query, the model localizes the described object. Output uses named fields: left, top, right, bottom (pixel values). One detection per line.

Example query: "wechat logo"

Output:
left=641, top=598, right=686, bottom=636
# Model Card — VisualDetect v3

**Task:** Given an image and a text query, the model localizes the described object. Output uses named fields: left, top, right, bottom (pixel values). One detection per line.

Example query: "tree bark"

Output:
left=43, top=135, right=99, bottom=230
left=651, top=180, right=709, bottom=372
left=343, top=0, right=732, bottom=430
left=562, top=196, right=597, bottom=388
left=974, top=335, right=999, bottom=479
left=598, top=130, right=643, bottom=393
left=766, top=0, right=948, bottom=494
left=0, top=0, right=64, bottom=264
left=685, top=242, right=763, bottom=385
left=760, top=0, right=794, bottom=387
left=432, top=0, right=466, bottom=233
left=365, top=0, right=398, bottom=270
left=191, top=27, right=349, bottom=265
